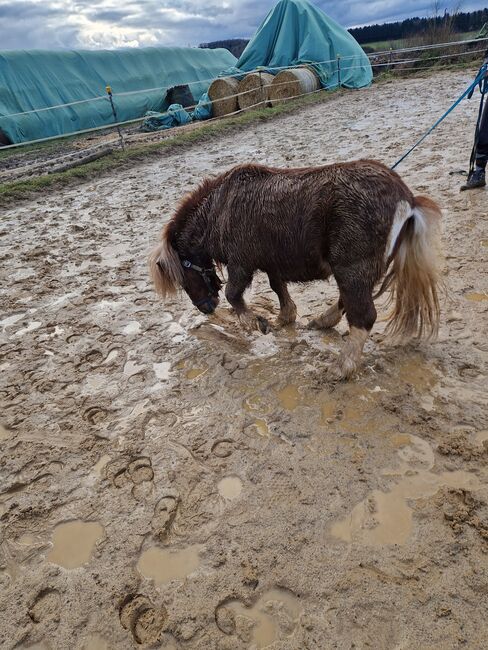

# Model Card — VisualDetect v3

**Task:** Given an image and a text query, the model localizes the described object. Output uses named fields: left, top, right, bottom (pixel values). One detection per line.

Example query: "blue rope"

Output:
left=391, top=65, right=488, bottom=170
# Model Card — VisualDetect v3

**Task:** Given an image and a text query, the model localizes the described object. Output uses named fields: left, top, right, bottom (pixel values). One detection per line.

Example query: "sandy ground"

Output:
left=1, top=68, right=488, bottom=650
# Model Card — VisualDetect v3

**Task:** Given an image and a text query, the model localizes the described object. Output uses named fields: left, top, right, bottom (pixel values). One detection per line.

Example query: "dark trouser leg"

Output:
left=267, top=273, right=297, bottom=325
left=475, top=96, right=488, bottom=168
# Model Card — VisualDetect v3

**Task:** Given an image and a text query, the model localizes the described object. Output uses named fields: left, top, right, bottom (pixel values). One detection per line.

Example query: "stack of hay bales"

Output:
left=268, top=66, right=320, bottom=106
left=237, top=72, right=274, bottom=110
left=208, top=77, right=239, bottom=117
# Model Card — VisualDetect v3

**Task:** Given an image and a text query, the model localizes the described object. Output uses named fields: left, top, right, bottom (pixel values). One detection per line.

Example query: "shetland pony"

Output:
left=149, top=160, right=441, bottom=379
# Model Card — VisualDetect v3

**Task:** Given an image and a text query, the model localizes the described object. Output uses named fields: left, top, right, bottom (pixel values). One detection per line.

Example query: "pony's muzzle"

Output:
left=196, top=295, right=219, bottom=314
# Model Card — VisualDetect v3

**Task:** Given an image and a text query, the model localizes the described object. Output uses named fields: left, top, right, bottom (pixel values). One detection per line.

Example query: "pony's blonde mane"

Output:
left=148, top=224, right=184, bottom=297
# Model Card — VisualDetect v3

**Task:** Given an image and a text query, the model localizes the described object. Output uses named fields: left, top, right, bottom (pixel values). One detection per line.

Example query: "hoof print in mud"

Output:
left=104, top=456, right=154, bottom=499
left=215, top=588, right=302, bottom=646
left=119, top=593, right=168, bottom=645
left=215, top=601, right=236, bottom=635
left=82, top=405, right=109, bottom=426
left=211, top=438, right=234, bottom=459
left=151, top=493, right=179, bottom=540
left=28, top=588, right=61, bottom=625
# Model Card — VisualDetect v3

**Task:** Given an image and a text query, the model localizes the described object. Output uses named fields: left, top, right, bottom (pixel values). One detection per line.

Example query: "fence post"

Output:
left=106, top=85, right=125, bottom=150
left=389, top=47, right=393, bottom=71
left=258, top=70, right=264, bottom=106
left=337, top=54, right=341, bottom=87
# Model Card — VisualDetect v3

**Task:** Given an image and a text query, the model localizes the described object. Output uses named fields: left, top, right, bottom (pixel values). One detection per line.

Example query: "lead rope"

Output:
left=391, top=64, right=487, bottom=171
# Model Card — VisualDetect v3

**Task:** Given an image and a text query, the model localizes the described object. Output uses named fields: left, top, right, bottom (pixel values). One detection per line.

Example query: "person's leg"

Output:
left=462, top=97, right=488, bottom=190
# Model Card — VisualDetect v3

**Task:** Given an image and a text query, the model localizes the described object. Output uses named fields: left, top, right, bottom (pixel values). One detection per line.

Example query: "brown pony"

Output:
left=149, top=160, right=441, bottom=379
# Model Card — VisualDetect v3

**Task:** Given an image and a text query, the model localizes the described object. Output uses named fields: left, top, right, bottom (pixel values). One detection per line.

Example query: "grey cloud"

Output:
left=0, top=0, right=487, bottom=51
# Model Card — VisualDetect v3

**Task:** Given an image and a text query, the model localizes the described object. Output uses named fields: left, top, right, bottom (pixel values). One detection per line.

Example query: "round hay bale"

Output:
left=237, top=72, right=275, bottom=110
left=208, top=77, right=239, bottom=117
left=269, top=67, right=320, bottom=106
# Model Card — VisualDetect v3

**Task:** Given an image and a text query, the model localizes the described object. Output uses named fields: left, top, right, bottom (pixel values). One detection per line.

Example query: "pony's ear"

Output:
left=149, top=225, right=184, bottom=298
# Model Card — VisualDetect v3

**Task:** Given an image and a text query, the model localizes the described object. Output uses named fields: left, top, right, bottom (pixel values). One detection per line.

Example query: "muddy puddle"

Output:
left=47, top=521, right=104, bottom=569
left=218, top=588, right=302, bottom=648
left=331, top=434, right=481, bottom=546
left=218, top=476, right=243, bottom=500
left=137, top=545, right=202, bottom=586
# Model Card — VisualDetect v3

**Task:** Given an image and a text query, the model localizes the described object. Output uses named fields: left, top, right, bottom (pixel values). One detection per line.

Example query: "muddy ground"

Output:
left=1, top=68, right=488, bottom=650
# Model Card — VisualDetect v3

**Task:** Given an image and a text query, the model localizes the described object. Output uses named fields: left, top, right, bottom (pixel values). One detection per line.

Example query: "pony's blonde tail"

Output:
left=148, top=225, right=184, bottom=298
left=385, top=196, right=441, bottom=341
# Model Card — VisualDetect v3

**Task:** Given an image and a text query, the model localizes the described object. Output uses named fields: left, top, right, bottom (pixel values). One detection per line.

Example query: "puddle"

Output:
left=186, top=367, right=208, bottom=380
left=398, top=357, right=437, bottom=391
left=92, top=454, right=111, bottom=477
left=474, top=430, right=488, bottom=445
left=320, top=399, right=337, bottom=423
left=465, top=292, right=488, bottom=302
left=122, top=321, right=141, bottom=335
left=103, top=350, right=119, bottom=365
left=254, top=419, right=270, bottom=437
left=218, top=476, right=242, bottom=500
left=153, top=362, right=171, bottom=380
left=81, top=634, right=110, bottom=650
left=47, top=520, right=104, bottom=569
left=331, top=434, right=479, bottom=546
left=276, top=384, right=301, bottom=411
left=124, top=359, right=145, bottom=377
left=137, top=545, right=201, bottom=585
left=223, top=588, right=302, bottom=649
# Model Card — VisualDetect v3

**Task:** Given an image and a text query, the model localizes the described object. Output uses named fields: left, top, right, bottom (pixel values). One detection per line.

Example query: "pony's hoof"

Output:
left=307, top=317, right=325, bottom=330
left=327, top=359, right=356, bottom=382
left=256, top=315, right=270, bottom=334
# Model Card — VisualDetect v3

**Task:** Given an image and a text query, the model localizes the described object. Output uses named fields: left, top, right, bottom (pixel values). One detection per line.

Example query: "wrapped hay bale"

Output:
left=208, top=77, right=239, bottom=117
left=237, top=72, right=274, bottom=110
left=269, top=67, right=320, bottom=106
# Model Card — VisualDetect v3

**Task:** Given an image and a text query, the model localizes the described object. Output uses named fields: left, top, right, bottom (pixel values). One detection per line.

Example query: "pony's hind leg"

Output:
left=328, top=265, right=377, bottom=380
left=308, top=299, right=344, bottom=330
left=267, top=273, right=297, bottom=326
left=226, top=265, right=270, bottom=334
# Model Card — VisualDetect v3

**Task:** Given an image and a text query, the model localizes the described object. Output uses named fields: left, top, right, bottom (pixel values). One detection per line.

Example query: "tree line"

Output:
left=350, top=8, right=488, bottom=43
left=199, top=7, right=488, bottom=54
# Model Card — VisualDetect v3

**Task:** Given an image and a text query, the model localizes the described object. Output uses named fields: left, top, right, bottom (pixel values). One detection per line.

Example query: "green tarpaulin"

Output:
left=0, top=46, right=236, bottom=144
left=237, top=0, right=372, bottom=89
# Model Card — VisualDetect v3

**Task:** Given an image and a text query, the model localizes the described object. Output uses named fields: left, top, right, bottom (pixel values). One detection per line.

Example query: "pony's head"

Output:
left=149, top=225, right=221, bottom=314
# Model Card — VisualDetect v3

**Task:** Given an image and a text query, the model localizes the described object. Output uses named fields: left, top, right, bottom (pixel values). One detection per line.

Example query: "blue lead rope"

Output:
left=391, top=64, right=488, bottom=171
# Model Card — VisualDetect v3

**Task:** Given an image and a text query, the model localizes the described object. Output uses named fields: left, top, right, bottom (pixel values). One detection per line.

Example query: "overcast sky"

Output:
left=0, top=0, right=486, bottom=50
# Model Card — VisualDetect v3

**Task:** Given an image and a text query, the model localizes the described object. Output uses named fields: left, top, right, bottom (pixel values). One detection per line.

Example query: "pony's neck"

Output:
left=170, top=178, right=219, bottom=260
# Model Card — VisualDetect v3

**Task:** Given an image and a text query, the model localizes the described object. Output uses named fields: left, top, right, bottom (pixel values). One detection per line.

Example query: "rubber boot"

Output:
left=461, top=167, right=486, bottom=191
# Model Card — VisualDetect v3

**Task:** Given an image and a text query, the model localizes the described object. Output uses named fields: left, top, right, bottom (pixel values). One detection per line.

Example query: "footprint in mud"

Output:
left=103, top=457, right=154, bottom=500
left=82, top=405, right=109, bottom=426
left=28, top=588, right=61, bottom=625
left=215, top=588, right=303, bottom=648
left=119, top=593, right=168, bottom=645
left=151, top=493, right=180, bottom=540
left=75, top=349, right=104, bottom=371
left=211, top=439, right=235, bottom=459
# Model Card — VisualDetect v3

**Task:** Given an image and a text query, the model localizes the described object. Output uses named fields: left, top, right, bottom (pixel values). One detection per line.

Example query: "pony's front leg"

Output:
left=308, top=299, right=344, bottom=330
left=225, top=266, right=270, bottom=334
left=267, top=273, right=297, bottom=326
